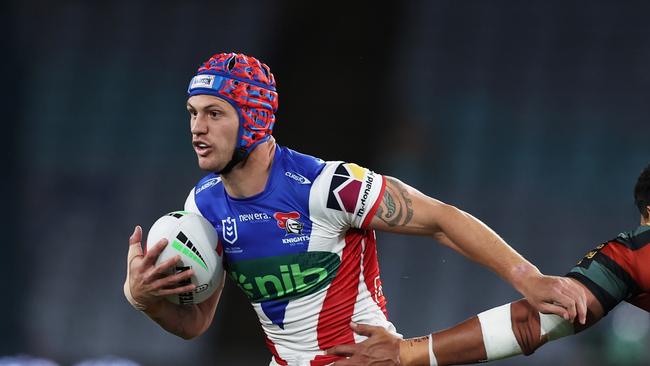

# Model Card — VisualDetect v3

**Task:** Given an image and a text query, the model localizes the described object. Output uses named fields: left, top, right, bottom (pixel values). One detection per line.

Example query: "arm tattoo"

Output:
left=375, top=177, right=414, bottom=227
left=406, top=335, right=429, bottom=346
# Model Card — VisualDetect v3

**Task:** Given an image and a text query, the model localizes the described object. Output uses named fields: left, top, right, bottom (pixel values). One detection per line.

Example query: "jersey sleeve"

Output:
left=183, top=188, right=201, bottom=214
left=309, top=161, right=386, bottom=231
left=566, top=238, right=647, bottom=314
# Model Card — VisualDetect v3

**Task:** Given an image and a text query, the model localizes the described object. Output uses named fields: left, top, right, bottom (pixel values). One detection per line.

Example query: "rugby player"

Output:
left=327, top=163, right=650, bottom=366
left=123, top=53, right=587, bottom=366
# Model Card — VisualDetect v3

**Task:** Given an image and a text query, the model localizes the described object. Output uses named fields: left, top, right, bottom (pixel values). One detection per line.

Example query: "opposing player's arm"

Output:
left=124, top=226, right=225, bottom=339
left=368, top=176, right=587, bottom=322
left=419, top=279, right=603, bottom=366
left=330, top=279, right=604, bottom=366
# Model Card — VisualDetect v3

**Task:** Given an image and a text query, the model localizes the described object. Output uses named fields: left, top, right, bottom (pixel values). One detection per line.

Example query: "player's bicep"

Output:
left=367, top=176, right=445, bottom=235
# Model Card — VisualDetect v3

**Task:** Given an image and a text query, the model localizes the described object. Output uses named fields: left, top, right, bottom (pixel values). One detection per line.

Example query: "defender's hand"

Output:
left=123, top=226, right=196, bottom=311
left=328, top=323, right=401, bottom=366
left=518, top=272, right=587, bottom=325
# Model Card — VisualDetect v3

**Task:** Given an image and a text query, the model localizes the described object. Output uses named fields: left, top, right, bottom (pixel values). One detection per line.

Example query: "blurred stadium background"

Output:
left=3, top=0, right=650, bottom=365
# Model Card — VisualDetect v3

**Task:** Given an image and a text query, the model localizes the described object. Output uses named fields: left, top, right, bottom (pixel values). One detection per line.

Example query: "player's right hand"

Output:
left=327, top=322, right=402, bottom=366
left=123, top=225, right=196, bottom=312
left=518, top=273, right=588, bottom=325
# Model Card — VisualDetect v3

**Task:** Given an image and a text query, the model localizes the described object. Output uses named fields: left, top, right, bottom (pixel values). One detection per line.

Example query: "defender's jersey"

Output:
left=567, top=225, right=650, bottom=314
left=184, top=146, right=396, bottom=366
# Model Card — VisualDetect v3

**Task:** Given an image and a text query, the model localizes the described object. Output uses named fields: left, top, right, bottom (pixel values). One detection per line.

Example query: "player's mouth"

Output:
left=193, top=141, right=212, bottom=157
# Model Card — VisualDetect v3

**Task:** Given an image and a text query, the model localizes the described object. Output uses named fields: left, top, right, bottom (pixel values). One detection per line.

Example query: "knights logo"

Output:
left=222, top=216, right=238, bottom=244
left=274, top=211, right=304, bottom=235
left=285, top=218, right=303, bottom=235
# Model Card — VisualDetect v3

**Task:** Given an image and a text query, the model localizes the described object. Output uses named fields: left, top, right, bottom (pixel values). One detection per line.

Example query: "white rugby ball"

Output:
left=146, top=211, right=223, bottom=305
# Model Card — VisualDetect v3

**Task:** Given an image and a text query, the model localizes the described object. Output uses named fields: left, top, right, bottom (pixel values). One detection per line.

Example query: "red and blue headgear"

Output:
left=187, top=52, right=278, bottom=173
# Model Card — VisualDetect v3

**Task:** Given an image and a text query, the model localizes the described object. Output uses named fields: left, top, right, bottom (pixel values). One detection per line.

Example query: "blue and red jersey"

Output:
left=185, top=145, right=396, bottom=365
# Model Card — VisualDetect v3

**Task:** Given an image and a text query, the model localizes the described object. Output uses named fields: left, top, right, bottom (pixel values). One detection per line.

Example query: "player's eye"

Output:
left=209, top=110, right=222, bottom=118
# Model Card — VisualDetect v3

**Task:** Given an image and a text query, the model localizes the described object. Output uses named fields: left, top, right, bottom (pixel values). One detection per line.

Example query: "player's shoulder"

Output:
left=311, top=159, right=385, bottom=222
left=314, top=160, right=380, bottom=189
left=277, top=145, right=328, bottom=184
left=613, top=225, right=650, bottom=250
left=184, top=174, right=224, bottom=213
left=194, top=174, right=223, bottom=195
left=279, top=146, right=376, bottom=180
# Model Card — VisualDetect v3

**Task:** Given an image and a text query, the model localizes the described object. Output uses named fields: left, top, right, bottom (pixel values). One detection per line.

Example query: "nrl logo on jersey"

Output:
left=273, top=211, right=304, bottom=235
left=222, top=216, right=238, bottom=244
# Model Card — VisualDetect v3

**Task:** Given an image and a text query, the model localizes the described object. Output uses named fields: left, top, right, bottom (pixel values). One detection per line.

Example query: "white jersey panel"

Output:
left=183, top=188, right=200, bottom=214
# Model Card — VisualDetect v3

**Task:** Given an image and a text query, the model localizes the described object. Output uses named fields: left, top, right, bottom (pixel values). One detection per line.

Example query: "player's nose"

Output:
left=191, top=114, right=208, bottom=135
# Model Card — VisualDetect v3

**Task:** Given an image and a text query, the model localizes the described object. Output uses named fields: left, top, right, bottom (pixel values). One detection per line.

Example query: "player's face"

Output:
left=187, top=95, right=239, bottom=172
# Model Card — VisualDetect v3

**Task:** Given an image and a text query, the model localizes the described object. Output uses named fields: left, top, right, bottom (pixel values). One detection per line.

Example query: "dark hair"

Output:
left=634, top=164, right=650, bottom=218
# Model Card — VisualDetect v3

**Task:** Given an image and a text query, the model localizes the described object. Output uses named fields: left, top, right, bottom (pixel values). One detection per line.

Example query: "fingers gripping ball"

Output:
left=146, top=211, right=223, bottom=305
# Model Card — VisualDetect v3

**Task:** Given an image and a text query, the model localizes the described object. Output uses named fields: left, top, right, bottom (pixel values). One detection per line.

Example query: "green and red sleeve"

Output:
left=566, top=226, right=650, bottom=313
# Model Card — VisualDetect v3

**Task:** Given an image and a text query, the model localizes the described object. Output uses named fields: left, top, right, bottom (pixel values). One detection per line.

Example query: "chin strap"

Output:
left=216, top=147, right=247, bottom=175
left=217, top=134, right=272, bottom=175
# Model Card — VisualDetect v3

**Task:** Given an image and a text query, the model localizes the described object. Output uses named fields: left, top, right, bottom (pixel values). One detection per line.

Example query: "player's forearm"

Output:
left=143, top=300, right=208, bottom=339
left=144, top=288, right=220, bottom=339
left=399, top=317, right=486, bottom=366
left=431, top=204, right=540, bottom=291
left=370, top=177, right=540, bottom=292
left=401, top=299, right=582, bottom=366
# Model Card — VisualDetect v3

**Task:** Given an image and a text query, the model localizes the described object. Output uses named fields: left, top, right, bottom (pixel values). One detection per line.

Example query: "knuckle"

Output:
left=144, top=271, right=157, bottom=283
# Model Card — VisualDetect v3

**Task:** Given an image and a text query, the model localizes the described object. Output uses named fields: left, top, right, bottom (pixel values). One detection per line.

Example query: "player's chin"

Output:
left=196, top=156, right=222, bottom=172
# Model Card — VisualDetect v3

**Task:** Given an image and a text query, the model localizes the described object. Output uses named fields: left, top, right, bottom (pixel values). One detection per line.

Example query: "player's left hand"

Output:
left=327, top=322, right=401, bottom=366
left=518, top=273, right=588, bottom=325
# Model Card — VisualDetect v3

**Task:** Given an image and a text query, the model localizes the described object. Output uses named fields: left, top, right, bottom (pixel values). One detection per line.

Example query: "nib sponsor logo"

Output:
left=230, top=264, right=327, bottom=302
left=226, top=252, right=340, bottom=329
left=227, top=252, right=340, bottom=303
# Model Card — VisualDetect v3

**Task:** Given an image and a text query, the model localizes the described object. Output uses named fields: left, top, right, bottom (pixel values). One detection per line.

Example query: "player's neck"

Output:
left=220, top=138, right=276, bottom=198
left=640, top=207, right=650, bottom=226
